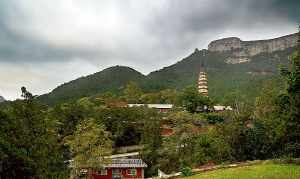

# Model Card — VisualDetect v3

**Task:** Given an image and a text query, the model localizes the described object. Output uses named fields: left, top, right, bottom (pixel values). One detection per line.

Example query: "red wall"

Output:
left=91, top=168, right=143, bottom=179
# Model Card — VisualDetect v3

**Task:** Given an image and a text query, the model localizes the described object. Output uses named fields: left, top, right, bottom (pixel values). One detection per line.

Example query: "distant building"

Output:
left=89, top=159, right=147, bottom=179
left=160, top=124, right=174, bottom=137
left=75, top=153, right=147, bottom=179
left=128, top=104, right=173, bottom=113
left=213, top=105, right=233, bottom=112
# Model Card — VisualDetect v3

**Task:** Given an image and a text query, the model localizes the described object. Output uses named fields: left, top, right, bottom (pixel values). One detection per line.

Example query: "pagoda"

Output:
left=198, top=64, right=208, bottom=96
left=198, top=50, right=208, bottom=96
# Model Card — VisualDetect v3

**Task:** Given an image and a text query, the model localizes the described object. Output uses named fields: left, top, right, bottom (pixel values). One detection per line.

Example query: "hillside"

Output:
left=38, top=33, right=298, bottom=105
left=146, top=46, right=295, bottom=103
left=38, top=66, right=146, bottom=105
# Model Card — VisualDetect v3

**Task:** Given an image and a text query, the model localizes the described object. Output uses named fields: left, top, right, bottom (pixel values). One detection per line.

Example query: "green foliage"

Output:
left=181, top=166, right=193, bottom=177
left=206, top=113, right=224, bottom=124
left=181, top=163, right=300, bottom=179
left=279, top=31, right=300, bottom=157
left=0, top=88, right=67, bottom=178
left=39, top=66, right=146, bottom=105
left=180, top=86, right=211, bottom=113
left=140, top=108, right=162, bottom=177
left=123, top=81, right=143, bottom=103
left=64, top=118, right=112, bottom=174
left=96, top=107, right=146, bottom=147
left=140, top=89, right=180, bottom=104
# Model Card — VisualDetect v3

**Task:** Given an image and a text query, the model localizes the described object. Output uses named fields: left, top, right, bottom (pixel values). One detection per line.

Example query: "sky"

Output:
left=0, top=0, right=299, bottom=100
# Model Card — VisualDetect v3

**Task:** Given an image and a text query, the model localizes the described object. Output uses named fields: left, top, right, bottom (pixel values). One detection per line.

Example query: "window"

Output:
left=127, top=169, right=137, bottom=176
left=98, top=169, right=107, bottom=175
left=112, top=169, right=121, bottom=175
left=80, top=169, right=88, bottom=175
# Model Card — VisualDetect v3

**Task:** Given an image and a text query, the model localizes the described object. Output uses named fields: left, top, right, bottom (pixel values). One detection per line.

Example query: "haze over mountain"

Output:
left=39, top=33, right=298, bottom=105
left=0, top=96, right=5, bottom=103
left=0, top=0, right=299, bottom=100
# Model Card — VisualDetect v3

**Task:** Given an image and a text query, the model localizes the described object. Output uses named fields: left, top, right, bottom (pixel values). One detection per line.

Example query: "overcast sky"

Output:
left=0, top=0, right=299, bottom=100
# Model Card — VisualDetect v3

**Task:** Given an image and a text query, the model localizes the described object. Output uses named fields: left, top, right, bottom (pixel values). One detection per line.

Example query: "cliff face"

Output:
left=208, top=33, right=298, bottom=57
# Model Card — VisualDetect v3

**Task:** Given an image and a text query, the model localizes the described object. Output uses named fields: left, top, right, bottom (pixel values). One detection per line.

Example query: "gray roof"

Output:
left=128, top=104, right=173, bottom=109
left=104, top=159, right=147, bottom=168
left=105, top=152, right=140, bottom=159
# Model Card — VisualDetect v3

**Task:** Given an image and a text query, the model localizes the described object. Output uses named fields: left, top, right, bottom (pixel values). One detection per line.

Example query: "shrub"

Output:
left=181, top=166, right=193, bottom=176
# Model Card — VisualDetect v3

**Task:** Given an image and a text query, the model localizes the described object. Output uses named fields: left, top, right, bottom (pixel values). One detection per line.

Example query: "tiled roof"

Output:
left=105, top=152, right=140, bottom=159
left=104, top=159, right=147, bottom=168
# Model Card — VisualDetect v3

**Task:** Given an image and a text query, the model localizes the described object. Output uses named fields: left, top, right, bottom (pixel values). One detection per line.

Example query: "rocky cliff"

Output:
left=208, top=33, right=298, bottom=55
left=208, top=33, right=298, bottom=64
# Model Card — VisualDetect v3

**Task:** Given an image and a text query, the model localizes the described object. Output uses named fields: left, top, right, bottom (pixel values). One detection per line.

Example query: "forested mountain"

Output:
left=39, top=66, right=146, bottom=105
left=38, top=34, right=298, bottom=105
left=145, top=47, right=295, bottom=103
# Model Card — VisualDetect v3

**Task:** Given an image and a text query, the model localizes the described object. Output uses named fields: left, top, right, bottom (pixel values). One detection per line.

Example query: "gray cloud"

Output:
left=0, top=0, right=299, bottom=99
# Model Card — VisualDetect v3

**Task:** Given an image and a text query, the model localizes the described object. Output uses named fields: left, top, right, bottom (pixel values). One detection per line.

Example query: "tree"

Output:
left=64, top=118, right=112, bottom=176
left=140, top=108, right=162, bottom=177
left=96, top=107, right=144, bottom=147
left=280, top=30, right=300, bottom=156
left=254, top=80, right=286, bottom=157
left=180, top=86, right=211, bottom=113
left=123, top=82, right=143, bottom=103
left=0, top=87, right=67, bottom=178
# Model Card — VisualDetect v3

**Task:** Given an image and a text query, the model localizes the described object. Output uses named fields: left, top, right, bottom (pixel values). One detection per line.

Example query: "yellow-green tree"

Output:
left=123, top=82, right=143, bottom=103
left=65, top=118, right=112, bottom=175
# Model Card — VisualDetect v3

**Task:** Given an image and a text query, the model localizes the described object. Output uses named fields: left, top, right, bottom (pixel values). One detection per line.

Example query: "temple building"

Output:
left=198, top=63, right=208, bottom=96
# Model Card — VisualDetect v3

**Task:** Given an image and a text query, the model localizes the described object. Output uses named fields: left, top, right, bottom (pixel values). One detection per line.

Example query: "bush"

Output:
left=181, top=166, right=193, bottom=176
left=206, top=114, right=224, bottom=124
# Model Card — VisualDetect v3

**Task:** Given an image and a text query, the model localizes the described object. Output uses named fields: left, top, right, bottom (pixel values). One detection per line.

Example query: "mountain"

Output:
left=39, top=66, right=146, bottom=105
left=0, top=96, right=5, bottom=103
left=39, top=33, right=298, bottom=105
left=145, top=33, right=298, bottom=102
left=146, top=47, right=294, bottom=103
left=208, top=33, right=298, bottom=56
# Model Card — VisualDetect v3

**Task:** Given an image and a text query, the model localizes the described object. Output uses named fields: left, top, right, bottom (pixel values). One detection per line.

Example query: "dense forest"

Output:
left=0, top=32, right=299, bottom=178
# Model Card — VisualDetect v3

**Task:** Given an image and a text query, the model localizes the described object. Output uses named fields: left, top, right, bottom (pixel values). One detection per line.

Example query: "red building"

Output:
left=90, top=159, right=147, bottom=179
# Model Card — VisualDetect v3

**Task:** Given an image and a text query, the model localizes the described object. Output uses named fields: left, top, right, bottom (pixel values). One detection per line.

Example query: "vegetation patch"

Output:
left=181, top=163, right=300, bottom=179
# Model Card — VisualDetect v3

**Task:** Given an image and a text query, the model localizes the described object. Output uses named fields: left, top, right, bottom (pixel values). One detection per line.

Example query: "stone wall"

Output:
left=208, top=33, right=298, bottom=57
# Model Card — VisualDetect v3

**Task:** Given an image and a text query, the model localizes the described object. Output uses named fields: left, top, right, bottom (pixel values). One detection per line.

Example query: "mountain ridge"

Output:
left=38, top=33, right=298, bottom=105
left=208, top=33, right=298, bottom=57
left=38, top=66, right=146, bottom=105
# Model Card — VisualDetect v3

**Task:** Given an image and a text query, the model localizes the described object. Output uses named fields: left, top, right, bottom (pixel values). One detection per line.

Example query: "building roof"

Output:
left=105, top=152, right=140, bottom=159
left=104, top=159, right=147, bottom=168
left=128, top=104, right=173, bottom=109
left=213, top=105, right=233, bottom=111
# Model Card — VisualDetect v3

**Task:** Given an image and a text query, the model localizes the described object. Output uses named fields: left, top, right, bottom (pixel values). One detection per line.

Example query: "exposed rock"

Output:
left=247, top=70, right=274, bottom=76
left=208, top=33, right=298, bottom=57
left=225, top=57, right=251, bottom=64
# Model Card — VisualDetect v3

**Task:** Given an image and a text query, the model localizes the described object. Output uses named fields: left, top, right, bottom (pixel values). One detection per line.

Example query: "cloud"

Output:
left=0, top=0, right=299, bottom=99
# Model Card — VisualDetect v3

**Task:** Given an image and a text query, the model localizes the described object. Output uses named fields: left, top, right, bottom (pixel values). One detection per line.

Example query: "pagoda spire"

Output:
left=198, top=51, right=208, bottom=96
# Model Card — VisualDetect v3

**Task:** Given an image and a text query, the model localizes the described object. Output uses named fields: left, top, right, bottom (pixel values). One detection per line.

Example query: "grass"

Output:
left=181, top=163, right=300, bottom=179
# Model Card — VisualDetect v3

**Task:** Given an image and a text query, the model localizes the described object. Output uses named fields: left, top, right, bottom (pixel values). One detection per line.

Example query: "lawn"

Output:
left=181, top=163, right=300, bottom=179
